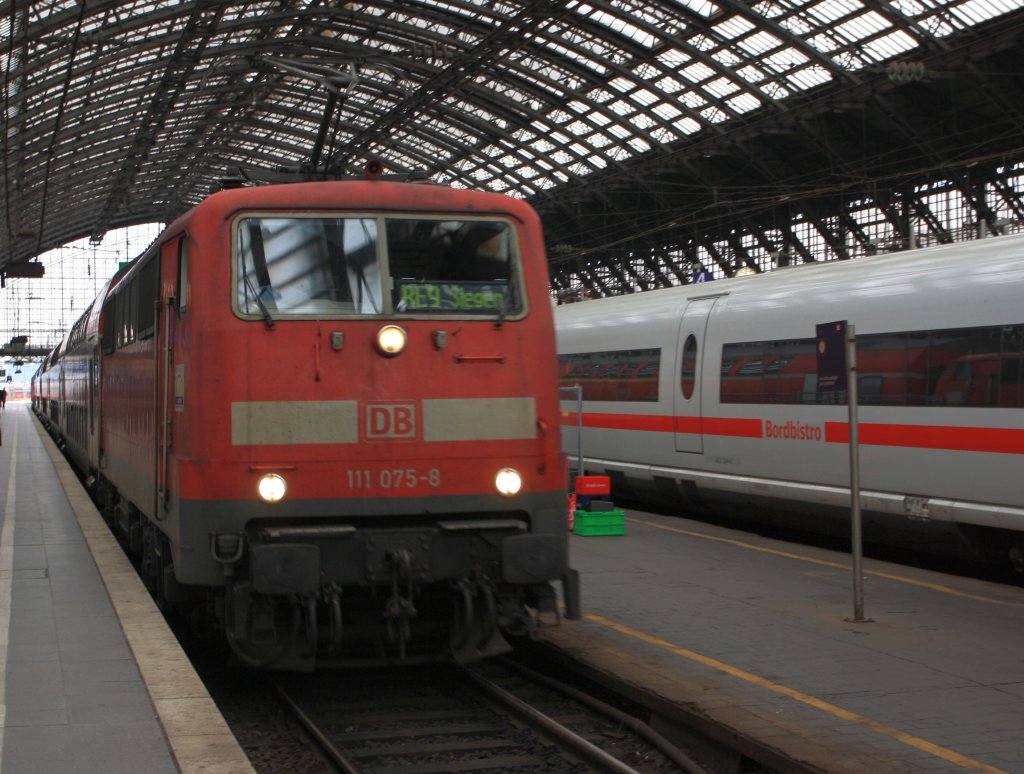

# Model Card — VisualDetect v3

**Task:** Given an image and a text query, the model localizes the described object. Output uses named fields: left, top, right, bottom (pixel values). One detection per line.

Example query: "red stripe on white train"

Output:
left=560, top=412, right=1024, bottom=455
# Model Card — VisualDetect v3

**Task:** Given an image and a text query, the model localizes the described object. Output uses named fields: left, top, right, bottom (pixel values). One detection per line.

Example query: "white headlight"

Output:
left=377, top=325, right=407, bottom=356
left=257, top=473, right=287, bottom=503
left=495, top=467, right=522, bottom=497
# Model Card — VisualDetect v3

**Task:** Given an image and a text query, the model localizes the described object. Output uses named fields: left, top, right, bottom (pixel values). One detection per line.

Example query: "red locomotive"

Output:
left=34, top=172, right=580, bottom=669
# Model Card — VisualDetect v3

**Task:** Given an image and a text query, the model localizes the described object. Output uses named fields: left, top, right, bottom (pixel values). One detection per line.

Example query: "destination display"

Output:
left=396, top=280, right=509, bottom=312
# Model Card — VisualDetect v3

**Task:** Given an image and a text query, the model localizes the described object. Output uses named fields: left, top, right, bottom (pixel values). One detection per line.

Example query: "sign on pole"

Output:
left=816, top=320, right=847, bottom=393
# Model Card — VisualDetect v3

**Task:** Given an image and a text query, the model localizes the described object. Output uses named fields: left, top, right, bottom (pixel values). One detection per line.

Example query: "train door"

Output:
left=89, top=352, right=97, bottom=451
left=58, top=358, right=66, bottom=431
left=155, top=236, right=187, bottom=511
left=673, top=297, right=720, bottom=453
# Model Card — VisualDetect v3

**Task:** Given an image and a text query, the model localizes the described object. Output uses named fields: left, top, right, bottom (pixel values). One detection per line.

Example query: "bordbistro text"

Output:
left=764, top=420, right=823, bottom=441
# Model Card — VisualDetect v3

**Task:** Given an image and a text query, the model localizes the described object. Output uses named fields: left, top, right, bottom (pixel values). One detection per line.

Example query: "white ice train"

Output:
left=555, top=234, right=1024, bottom=572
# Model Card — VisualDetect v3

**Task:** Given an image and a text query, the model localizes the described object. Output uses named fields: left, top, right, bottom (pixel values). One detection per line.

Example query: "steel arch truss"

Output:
left=0, top=0, right=1022, bottom=290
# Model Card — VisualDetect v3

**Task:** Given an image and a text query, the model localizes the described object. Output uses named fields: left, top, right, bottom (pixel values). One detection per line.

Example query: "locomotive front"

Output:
left=164, top=180, right=578, bottom=669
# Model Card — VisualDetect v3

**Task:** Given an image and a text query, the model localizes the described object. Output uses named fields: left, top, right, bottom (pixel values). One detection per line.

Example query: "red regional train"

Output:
left=556, top=234, right=1024, bottom=574
left=33, top=172, right=580, bottom=669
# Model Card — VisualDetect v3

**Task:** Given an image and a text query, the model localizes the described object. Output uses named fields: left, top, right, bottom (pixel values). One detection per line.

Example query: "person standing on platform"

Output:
left=0, top=387, right=6, bottom=410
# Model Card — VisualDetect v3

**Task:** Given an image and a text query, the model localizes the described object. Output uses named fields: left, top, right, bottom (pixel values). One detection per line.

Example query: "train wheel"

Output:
left=450, top=577, right=512, bottom=663
left=224, top=581, right=307, bottom=669
left=1010, top=545, right=1024, bottom=576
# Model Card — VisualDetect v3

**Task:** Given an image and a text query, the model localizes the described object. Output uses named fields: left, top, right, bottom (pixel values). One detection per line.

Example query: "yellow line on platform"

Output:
left=585, top=610, right=1007, bottom=774
left=630, top=516, right=1024, bottom=608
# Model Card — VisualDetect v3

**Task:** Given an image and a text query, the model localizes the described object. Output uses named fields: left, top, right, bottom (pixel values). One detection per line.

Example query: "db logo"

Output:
left=364, top=403, right=418, bottom=440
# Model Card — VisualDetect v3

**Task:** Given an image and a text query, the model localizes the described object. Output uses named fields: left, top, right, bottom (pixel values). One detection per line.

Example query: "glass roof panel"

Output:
left=528, top=35, right=610, bottom=76
left=942, top=0, right=1019, bottom=26
left=652, top=102, right=684, bottom=121
left=763, top=47, right=810, bottom=71
left=735, top=64, right=767, bottom=84
left=738, top=30, right=786, bottom=56
left=574, top=3, right=659, bottom=48
left=607, top=76, right=635, bottom=94
left=832, top=10, right=894, bottom=48
left=668, top=0, right=721, bottom=18
left=803, top=0, right=865, bottom=26
left=862, top=28, right=921, bottom=59
left=676, top=116, right=703, bottom=134
left=726, top=93, right=762, bottom=113
left=655, top=74, right=688, bottom=95
left=704, top=76, right=742, bottom=98
left=681, top=61, right=717, bottom=83
left=786, top=64, right=834, bottom=89
left=609, top=99, right=637, bottom=117
left=713, top=15, right=758, bottom=39
left=657, top=48, right=691, bottom=69
left=632, top=88, right=660, bottom=106
left=631, top=113, right=658, bottom=131
left=607, top=123, right=633, bottom=140
left=710, top=47, right=744, bottom=67
left=0, top=0, right=1018, bottom=281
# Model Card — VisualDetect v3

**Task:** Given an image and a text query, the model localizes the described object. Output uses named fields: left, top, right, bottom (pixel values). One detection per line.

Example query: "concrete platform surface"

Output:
left=541, top=506, right=1024, bottom=773
left=1, top=403, right=254, bottom=774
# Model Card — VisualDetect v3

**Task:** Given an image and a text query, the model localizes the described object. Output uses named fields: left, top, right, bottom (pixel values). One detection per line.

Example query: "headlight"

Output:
left=376, top=325, right=407, bottom=356
left=495, top=467, right=522, bottom=497
left=257, top=473, right=287, bottom=503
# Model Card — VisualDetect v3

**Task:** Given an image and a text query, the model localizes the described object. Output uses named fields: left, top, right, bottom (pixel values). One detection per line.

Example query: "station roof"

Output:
left=1, top=0, right=1023, bottom=283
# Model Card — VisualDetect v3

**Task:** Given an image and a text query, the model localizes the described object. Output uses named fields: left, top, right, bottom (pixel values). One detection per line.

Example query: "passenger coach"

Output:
left=557, top=234, right=1024, bottom=573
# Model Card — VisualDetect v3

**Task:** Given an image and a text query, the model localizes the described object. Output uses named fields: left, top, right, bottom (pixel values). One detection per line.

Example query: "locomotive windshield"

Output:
left=235, top=215, right=522, bottom=319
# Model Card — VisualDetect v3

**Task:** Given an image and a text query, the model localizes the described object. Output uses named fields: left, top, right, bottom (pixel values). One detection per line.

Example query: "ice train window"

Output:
left=716, top=341, right=811, bottom=407
left=558, top=348, right=660, bottom=402
left=720, top=323, right=1024, bottom=408
left=680, top=334, right=697, bottom=400
left=763, top=339, right=815, bottom=404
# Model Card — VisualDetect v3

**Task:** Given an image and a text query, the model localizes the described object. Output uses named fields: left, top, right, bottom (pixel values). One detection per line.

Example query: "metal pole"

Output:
left=575, top=384, right=584, bottom=477
left=847, top=324, right=867, bottom=622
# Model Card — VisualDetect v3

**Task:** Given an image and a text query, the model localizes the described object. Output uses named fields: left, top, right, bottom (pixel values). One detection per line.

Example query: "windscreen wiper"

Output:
left=244, top=272, right=276, bottom=329
left=246, top=222, right=276, bottom=328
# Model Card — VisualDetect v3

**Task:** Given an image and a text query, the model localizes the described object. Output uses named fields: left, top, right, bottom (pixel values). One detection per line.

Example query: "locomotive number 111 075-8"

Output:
left=346, top=467, right=443, bottom=490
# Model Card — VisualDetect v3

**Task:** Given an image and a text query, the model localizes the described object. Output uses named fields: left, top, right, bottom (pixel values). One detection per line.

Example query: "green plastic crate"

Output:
left=573, top=509, right=625, bottom=536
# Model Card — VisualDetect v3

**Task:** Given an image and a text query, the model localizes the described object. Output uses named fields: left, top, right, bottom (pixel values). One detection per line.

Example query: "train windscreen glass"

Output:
left=386, top=218, right=518, bottom=317
left=235, top=216, right=520, bottom=319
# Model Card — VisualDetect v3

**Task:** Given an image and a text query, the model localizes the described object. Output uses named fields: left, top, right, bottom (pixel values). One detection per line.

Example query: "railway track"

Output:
left=209, top=657, right=711, bottom=773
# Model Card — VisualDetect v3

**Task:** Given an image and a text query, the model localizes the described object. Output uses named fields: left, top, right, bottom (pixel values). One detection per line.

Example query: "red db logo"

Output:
left=364, top=403, right=418, bottom=440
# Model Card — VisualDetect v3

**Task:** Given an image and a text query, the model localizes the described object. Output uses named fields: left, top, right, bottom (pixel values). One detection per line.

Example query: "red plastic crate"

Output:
left=575, top=475, right=610, bottom=495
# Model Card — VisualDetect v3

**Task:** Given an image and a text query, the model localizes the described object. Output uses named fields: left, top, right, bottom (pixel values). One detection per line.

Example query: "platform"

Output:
left=0, top=403, right=254, bottom=774
left=540, top=504, right=1024, bottom=773
left=9, top=394, right=1024, bottom=773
